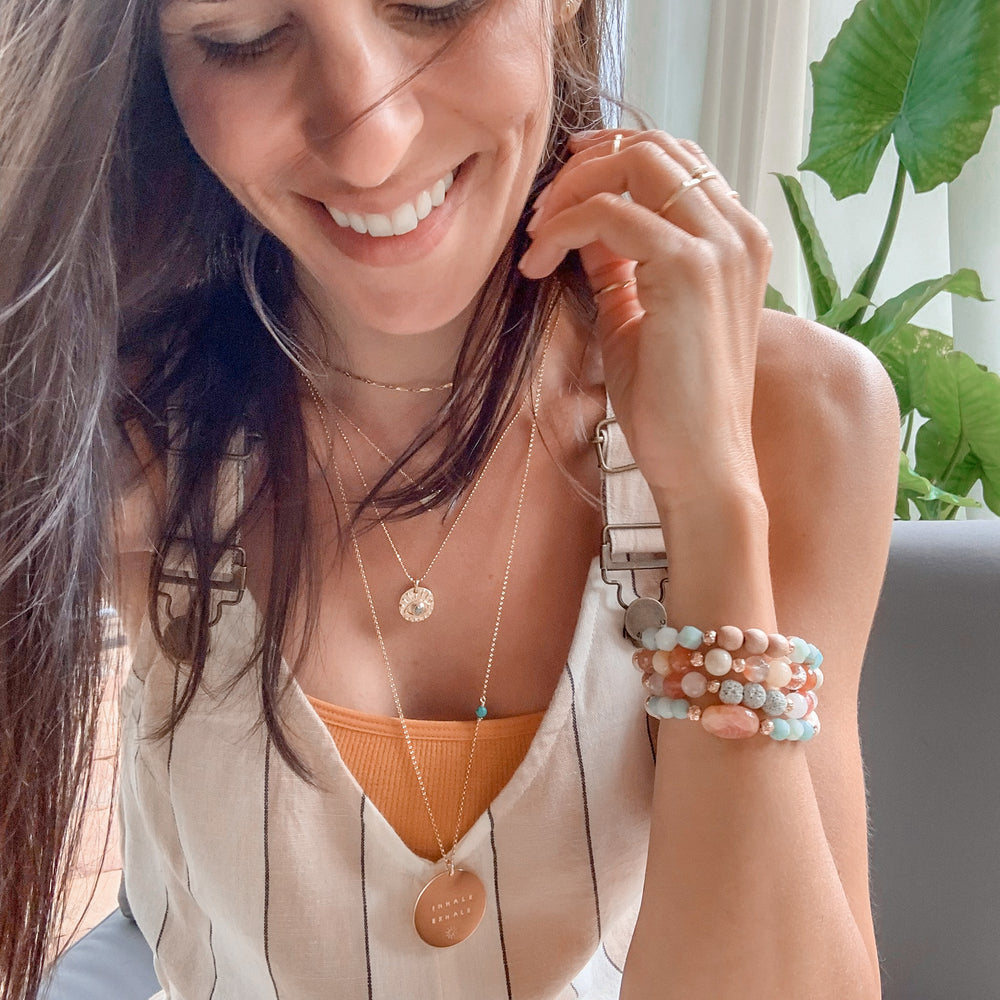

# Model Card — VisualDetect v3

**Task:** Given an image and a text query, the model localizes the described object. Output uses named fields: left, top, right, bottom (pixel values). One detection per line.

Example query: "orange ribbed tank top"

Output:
left=308, top=697, right=545, bottom=861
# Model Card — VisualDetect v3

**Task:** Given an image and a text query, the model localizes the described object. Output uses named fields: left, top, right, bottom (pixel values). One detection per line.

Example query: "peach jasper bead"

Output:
left=701, top=705, right=760, bottom=740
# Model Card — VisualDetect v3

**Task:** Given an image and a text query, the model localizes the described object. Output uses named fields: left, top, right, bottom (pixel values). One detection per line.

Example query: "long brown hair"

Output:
left=0, top=0, right=619, bottom=995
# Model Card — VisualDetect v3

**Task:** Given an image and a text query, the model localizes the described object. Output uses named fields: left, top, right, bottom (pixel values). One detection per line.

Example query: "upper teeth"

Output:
left=325, top=170, right=455, bottom=238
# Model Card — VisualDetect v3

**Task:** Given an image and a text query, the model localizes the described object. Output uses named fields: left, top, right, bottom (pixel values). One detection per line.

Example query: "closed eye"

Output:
left=196, top=24, right=290, bottom=67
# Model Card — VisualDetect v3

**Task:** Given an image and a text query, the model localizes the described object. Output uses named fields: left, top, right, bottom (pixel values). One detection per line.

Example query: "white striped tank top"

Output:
left=119, top=421, right=660, bottom=1000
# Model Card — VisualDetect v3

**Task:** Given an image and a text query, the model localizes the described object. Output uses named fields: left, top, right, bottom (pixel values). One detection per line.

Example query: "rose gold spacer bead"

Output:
left=731, top=657, right=746, bottom=674
left=687, top=705, right=702, bottom=721
left=707, top=680, right=721, bottom=694
left=690, top=651, right=705, bottom=668
left=702, top=630, right=718, bottom=647
left=759, top=718, right=775, bottom=736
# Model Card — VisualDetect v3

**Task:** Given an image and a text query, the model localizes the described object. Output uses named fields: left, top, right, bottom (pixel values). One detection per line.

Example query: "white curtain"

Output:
left=620, top=0, right=1000, bottom=375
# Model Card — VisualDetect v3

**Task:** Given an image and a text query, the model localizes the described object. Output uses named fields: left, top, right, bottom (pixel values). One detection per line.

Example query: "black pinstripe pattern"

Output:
left=602, top=942, right=623, bottom=975
left=564, top=663, right=602, bottom=941
left=207, top=920, right=218, bottom=1000
left=263, top=739, right=280, bottom=998
left=488, top=807, right=513, bottom=999
left=360, top=795, right=373, bottom=1000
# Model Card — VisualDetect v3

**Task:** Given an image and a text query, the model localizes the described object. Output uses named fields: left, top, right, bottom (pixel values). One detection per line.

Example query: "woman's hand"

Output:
left=518, top=130, right=773, bottom=502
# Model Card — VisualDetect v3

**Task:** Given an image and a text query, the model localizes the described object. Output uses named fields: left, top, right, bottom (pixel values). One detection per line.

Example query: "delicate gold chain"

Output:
left=326, top=398, right=418, bottom=487
left=328, top=362, right=453, bottom=394
left=309, top=310, right=555, bottom=866
left=333, top=403, right=521, bottom=594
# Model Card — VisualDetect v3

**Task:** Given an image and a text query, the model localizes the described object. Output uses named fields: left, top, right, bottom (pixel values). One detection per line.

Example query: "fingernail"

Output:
left=526, top=209, right=542, bottom=235
left=533, top=184, right=552, bottom=209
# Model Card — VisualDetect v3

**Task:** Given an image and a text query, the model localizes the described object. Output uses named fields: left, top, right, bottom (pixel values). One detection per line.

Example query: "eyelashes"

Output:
left=196, top=0, right=489, bottom=69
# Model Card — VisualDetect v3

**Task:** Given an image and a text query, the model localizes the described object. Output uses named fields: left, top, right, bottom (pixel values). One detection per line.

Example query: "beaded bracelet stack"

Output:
left=634, top=625, right=823, bottom=742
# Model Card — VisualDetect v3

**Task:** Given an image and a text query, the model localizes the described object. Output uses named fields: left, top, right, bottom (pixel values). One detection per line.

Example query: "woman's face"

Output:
left=158, top=0, right=557, bottom=338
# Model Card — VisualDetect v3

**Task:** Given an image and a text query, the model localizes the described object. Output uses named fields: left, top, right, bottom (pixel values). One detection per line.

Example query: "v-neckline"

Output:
left=226, top=556, right=603, bottom=871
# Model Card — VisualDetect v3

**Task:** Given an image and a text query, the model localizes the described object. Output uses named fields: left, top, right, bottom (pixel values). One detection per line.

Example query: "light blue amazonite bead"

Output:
left=789, top=636, right=809, bottom=663
left=809, top=646, right=824, bottom=668
left=670, top=699, right=690, bottom=719
left=799, top=721, right=816, bottom=741
left=654, top=626, right=679, bottom=651
left=678, top=626, right=704, bottom=650
left=645, top=696, right=665, bottom=719
left=719, top=680, right=744, bottom=705
left=742, top=682, right=767, bottom=710
left=476, top=705, right=488, bottom=719
left=770, top=719, right=790, bottom=741
left=641, top=627, right=660, bottom=651
left=787, top=719, right=805, bottom=741
left=763, top=689, right=788, bottom=717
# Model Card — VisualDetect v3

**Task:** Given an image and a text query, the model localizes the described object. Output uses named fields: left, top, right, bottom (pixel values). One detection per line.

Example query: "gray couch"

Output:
left=44, top=519, right=1000, bottom=999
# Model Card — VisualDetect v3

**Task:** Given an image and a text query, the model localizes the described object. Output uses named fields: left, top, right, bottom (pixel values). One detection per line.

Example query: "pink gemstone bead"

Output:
left=767, top=657, right=793, bottom=689
left=718, top=626, right=744, bottom=652
left=704, top=647, right=733, bottom=677
left=669, top=647, right=693, bottom=673
left=633, top=649, right=655, bottom=672
left=651, top=650, right=671, bottom=676
left=743, top=655, right=770, bottom=684
left=643, top=672, right=666, bottom=696
left=662, top=673, right=688, bottom=699
left=681, top=671, right=708, bottom=698
left=787, top=664, right=808, bottom=691
left=742, top=628, right=769, bottom=656
left=766, top=633, right=791, bottom=658
left=701, top=705, right=760, bottom=740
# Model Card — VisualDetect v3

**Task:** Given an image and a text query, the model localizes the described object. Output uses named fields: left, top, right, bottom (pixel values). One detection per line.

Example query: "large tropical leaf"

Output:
left=800, top=0, right=1000, bottom=199
left=870, top=323, right=951, bottom=415
left=915, top=351, right=1000, bottom=514
left=774, top=173, right=840, bottom=316
left=852, top=269, right=988, bottom=347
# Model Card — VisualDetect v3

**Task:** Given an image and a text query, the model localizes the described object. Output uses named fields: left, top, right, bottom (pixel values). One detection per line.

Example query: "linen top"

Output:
left=119, top=419, right=662, bottom=1000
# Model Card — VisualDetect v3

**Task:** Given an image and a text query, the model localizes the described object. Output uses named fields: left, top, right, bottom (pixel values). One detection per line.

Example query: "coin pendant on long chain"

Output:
left=413, top=868, right=486, bottom=947
left=399, top=585, right=435, bottom=622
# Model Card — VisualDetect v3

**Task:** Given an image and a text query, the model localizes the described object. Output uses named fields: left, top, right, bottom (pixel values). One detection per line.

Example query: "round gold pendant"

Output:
left=413, top=868, right=486, bottom=948
left=399, top=586, right=434, bottom=622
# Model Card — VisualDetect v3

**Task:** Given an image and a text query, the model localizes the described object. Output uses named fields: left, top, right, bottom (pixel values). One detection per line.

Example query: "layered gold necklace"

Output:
left=304, top=310, right=555, bottom=946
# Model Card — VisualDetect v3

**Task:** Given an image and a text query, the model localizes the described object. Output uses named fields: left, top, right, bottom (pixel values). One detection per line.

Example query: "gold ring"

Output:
left=727, top=190, right=741, bottom=200
left=611, top=133, right=623, bottom=155
left=690, top=164, right=713, bottom=180
left=595, top=276, right=637, bottom=297
left=656, top=176, right=705, bottom=216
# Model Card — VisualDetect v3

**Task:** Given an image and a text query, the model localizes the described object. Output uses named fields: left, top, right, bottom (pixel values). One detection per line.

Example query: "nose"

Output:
left=301, top=22, right=425, bottom=191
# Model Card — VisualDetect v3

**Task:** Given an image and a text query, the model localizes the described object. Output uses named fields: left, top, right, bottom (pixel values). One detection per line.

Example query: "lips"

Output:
left=324, top=168, right=456, bottom=238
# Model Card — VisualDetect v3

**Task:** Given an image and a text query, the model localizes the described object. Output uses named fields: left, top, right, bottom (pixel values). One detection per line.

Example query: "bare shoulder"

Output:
left=753, top=309, right=899, bottom=514
left=752, top=307, right=900, bottom=669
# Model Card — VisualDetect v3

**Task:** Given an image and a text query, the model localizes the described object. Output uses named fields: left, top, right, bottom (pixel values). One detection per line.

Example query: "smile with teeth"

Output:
left=325, top=169, right=456, bottom=238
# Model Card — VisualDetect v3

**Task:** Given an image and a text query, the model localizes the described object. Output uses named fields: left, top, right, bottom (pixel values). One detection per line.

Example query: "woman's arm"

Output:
left=519, top=130, right=897, bottom=998
left=620, top=314, right=897, bottom=999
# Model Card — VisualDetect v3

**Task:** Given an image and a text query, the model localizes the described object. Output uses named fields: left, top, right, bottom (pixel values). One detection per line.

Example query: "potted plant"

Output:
left=768, top=0, right=1000, bottom=519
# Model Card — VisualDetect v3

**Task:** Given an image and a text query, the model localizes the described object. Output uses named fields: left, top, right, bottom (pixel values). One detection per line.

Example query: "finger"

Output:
left=518, top=193, right=697, bottom=287
left=533, top=139, right=726, bottom=240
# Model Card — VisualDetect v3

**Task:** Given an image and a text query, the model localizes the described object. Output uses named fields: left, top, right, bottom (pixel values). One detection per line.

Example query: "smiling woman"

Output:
left=1, top=1, right=895, bottom=999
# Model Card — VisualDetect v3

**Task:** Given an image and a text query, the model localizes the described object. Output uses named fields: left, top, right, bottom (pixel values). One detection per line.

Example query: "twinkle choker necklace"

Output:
left=328, top=362, right=453, bottom=394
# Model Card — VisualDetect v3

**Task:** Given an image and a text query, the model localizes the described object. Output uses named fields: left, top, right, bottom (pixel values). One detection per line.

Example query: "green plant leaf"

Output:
left=774, top=173, right=840, bottom=316
left=816, top=292, right=871, bottom=329
left=800, top=0, right=1000, bottom=199
left=914, top=351, right=1000, bottom=514
left=852, top=268, right=988, bottom=346
left=869, top=324, right=951, bottom=415
left=765, top=284, right=796, bottom=314
left=898, top=451, right=979, bottom=514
